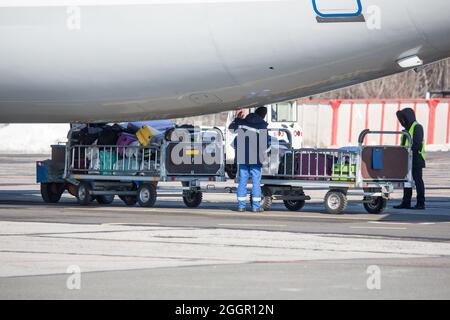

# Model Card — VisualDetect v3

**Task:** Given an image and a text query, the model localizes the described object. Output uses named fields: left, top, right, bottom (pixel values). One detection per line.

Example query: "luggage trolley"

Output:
left=37, top=127, right=226, bottom=207
left=259, top=130, right=413, bottom=214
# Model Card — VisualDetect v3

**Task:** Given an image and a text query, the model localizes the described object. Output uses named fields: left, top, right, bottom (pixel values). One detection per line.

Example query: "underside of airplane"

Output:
left=0, top=0, right=450, bottom=123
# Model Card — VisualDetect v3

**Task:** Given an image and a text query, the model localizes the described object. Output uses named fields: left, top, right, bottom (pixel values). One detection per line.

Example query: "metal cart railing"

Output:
left=259, top=130, right=413, bottom=214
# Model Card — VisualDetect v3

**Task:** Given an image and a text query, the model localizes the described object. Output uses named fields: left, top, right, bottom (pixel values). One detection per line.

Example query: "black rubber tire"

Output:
left=283, top=200, right=306, bottom=211
left=119, top=195, right=137, bottom=206
left=363, top=197, right=387, bottom=214
left=261, top=196, right=273, bottom=211
left=261, top=186, right=273, bottom=211
left=250, top=186, right=272, bottom=210
left=324, top=190, right=348, bottom=215
left=96, top=195, right=115, bottom=205
left=137, top=184, right=157, bottom=208
left=41, top=183, right=64, bottom=204
left=77, top=182, right=93, bottom=206
left=183, top=191, right=203, bottom=208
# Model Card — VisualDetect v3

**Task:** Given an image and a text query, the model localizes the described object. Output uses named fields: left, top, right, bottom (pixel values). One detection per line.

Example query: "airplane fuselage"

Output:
left=1, top=0, right=450, bottom=122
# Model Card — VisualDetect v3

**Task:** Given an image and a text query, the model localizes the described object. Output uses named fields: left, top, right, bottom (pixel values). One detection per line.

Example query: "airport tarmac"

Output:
left=0, top=153, right=449, bottom=299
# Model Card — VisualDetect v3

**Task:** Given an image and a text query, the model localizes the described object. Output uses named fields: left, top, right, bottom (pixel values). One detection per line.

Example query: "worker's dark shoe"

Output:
left=393, top=203, right=412, bottom=210
left=412, top=204, right=426, bottom=210
left=252, top=208, right=264, bottom=213
left=236, top=208, right=246, bottom=213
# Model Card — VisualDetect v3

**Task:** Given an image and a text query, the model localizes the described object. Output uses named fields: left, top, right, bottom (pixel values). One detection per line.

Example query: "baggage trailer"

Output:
left=259, top=130, right=414, bottom=214
left=37, top=127, right=226, bottom=207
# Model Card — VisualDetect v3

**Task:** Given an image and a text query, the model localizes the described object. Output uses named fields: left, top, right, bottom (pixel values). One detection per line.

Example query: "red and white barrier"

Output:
left=297, top=98, right=450, bottom=150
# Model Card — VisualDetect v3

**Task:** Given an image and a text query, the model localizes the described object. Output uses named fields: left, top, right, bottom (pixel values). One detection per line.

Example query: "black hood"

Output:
left=245, top=113, right=268, bottom=129
left=397, top=108, right=416, bottom=129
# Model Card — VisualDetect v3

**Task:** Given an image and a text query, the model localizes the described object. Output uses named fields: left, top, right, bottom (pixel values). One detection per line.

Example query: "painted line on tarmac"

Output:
left=350, top=226, right=407, bottom=230
left=64, top=207, right=159, bottom=212
left=368, top=221, right=436, bottom=226
left=279, top=214, right=381, bottom=221
left=279, top=288, right=302, bottom=292
left=65, top=206, right=450, bottom=223
left=218, top=224, right=287, bottom=228
left=101, top=223, right=161, bottom=226
left=62, top=207, right=382, bottom=221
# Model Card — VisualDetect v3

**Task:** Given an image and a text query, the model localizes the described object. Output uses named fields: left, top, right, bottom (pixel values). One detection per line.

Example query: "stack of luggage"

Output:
left=277, top=151, right=357, bottom=181
left=69, top=121, right=175, bottom=175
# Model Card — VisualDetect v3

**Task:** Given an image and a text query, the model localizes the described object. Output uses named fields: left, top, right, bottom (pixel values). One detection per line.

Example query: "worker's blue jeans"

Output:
left=237, top=164, right=262, bottom=210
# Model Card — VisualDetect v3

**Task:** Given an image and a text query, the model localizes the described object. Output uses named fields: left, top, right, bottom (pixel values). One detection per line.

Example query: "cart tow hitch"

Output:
left=382, top=184, right=394, bottom=199
left=224, top=187, right=237, bottom=194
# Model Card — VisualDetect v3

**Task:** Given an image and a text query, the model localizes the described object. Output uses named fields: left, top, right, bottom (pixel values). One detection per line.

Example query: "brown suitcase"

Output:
left=361, top=146, right=409, bottom=180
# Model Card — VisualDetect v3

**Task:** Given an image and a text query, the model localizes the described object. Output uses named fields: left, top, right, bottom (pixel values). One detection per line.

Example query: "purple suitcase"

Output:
left=298, top=153, right=333, bottom=178
left=117, top=133, right=137, bottom=156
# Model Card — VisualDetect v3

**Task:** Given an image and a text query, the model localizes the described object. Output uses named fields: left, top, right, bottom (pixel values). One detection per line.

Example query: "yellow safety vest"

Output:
left=401, top=121, right=426, bottom=160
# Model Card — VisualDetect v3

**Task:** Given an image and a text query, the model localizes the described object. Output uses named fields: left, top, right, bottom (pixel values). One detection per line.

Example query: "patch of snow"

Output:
left=0, top=124, right=69, bottom=154
left=426, top=144, right=450, bottom=152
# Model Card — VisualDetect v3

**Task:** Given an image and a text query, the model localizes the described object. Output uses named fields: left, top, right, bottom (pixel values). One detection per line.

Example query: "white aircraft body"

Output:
left=0, top=0, right=450, bottom=123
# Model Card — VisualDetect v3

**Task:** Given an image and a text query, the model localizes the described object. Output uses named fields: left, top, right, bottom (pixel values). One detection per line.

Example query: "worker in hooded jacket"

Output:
left=229, top=107, right=269, bottom=212
left=394, top=108, right=426, bottom=210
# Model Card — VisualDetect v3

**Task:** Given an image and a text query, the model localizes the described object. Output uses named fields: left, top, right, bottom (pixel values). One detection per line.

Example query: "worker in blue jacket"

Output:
left=394, top=108, right=426, bottom=210
left=229, top=107, right=269, bottom=212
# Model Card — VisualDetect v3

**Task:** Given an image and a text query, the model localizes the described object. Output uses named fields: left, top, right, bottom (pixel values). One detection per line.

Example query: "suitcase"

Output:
left=361, top=146, right=409, bottom=180
left=97, top=126, right=121, bottom=146
left=71, top=126, right=101, bottom=145
left=99, top=150, right=117, bottom=176
left=331, top=163, right=356, bottom=181
left=279, top=153, right=333, bottom=178
left=136, top=125, right=161, bottom=146
left=165, top=142, right=221, bottom=176
left=299, top=153, right=333, bottom=177
left=117, top=133, right=137, bottom=156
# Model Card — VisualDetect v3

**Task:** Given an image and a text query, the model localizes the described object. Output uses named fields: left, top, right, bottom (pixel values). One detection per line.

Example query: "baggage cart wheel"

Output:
left=283, top=200, right=306, bottom=212
left=250, top=186, right=273, bottom=210
left=261, top=196, right=273, bottom=211
left=41, top=183, right=65, bottom=204
left=363, top=197, right=387, bottom=214
left=119, top=195, right=137, bottom=206
left=324, top=190, right=348, bottom=215
left=77, top=182, right=93, bottom=206
left=137, top=184, right=157, bottom=208
left=250, top=194, right=272, bottom=211
left=183, top=191, right=203, bottom=208
left=262, top=186, right=273, bottom=211
left=96, top=195, right=115, bottom=205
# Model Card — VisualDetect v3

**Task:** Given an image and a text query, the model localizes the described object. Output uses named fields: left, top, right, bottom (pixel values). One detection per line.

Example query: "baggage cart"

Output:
left=37, top=127, right=226, bottom=207
left=259, top=130, right=413, bottom=214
